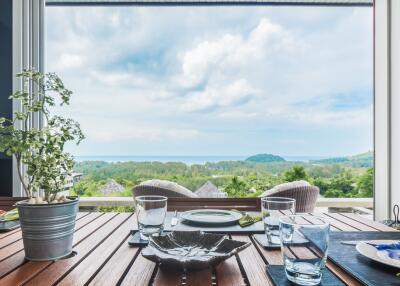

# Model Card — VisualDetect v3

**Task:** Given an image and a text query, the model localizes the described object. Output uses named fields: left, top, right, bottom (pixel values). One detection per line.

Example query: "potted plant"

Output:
left=0, top=69, right=85, bottom=261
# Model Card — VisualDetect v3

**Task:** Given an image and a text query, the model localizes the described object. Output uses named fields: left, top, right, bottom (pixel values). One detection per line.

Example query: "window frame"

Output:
left=16, top=0, right=390, bottom=219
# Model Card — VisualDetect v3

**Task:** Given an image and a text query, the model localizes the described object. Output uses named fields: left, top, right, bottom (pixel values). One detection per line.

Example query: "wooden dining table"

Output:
left=0, top=211, right=396, bottom=286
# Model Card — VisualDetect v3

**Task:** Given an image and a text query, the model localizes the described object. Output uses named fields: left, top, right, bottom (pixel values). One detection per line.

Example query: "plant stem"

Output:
left=15, top=156, right=31, bottom=198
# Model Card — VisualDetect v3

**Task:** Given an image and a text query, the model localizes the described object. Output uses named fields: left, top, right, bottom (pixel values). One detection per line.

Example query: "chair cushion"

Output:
left=258, top=180, right=310, bottom=197
left=136, top=179, right=198, bottom=198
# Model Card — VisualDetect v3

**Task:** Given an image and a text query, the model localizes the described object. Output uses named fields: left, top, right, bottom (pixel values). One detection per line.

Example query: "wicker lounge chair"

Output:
left=133, top=179, right=198, bottom=198
left=259, top=180, right=319, bottom=213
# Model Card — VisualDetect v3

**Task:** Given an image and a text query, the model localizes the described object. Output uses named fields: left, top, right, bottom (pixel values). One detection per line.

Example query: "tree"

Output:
left=324, top=189, right=345, bottom=198
left=355, top=168, right=373, bottom=197
left=312, top=177, right=330, bottom=195
left=224, top=176, right=248, bottom=197
left=283, top=166, right=308, bottom=182
left=329, top=171, right=355, bottom=195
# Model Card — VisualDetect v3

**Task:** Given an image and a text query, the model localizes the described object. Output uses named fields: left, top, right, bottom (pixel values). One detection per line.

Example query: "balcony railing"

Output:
left=78, top=196, right=373, bottom=213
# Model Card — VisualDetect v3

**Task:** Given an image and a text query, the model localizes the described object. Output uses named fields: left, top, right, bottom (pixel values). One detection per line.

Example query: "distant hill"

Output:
left=245, top=153, right=286, bottom=163
left=310, top=151, right=373, bottom=168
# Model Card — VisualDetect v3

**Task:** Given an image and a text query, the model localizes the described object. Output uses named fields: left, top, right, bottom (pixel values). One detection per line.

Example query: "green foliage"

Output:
left=73, top=161, right=109, bottom=174
left=355, top=167, right=373, bottom=197
left=312, top=168, right=373, bottom=198
left=98, top=206, right=135, bottom=213
left=71, top=155, right=374, bottom=199
left=328, top=171, right=354, bottom=194
left=0, top=69, right=84, bottom=198
left=324, top=189, right=346, bottom=198
left=245, top=153, right=285, bottom=163
left=310, top=151, right=373, bottom=168
left=224, top=176, right=249, bottom=197
left=311, top=157, right=350, bottom=164
left=283, top=166, right=308, bottom=182
left=312, top=177, right=331, bottom=195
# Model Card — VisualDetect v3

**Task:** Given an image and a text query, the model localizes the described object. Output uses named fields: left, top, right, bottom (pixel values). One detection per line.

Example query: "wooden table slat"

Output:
left=120, top=253, right=157, bottom=286
left=0, top=229, right=21, bottom=240
left=57, top=213, right=133, bottom=285
left=0, top=213, right=117, bottom=286
left=0, top=231, right=22, bottom=250
left=186, top=269, right=213, bottom=286
left=0, top=213, right=107, bottom=279
left=250, top=236, right=283, bottom=265
left=0, top=238, right=24, bottom=262
left=88, top=216, right=139, bottom=286
left=21, top=213, right=124, bottom=286
left=340, top=213, right=397, bottom=232
left=153, top=268, right=183, bottom=286
left=0, top=250, right=26, bottom=278
left=324, top=213, right=378, bottom=231
left=88, top=237, right=140, bottom=286
left=232, top=235, right=274, bottom=286
left=300, top=214, right=340, bottom=231
left=309, top=213, right=359, bottom=231
left=215, top=256, right=246, bottom=286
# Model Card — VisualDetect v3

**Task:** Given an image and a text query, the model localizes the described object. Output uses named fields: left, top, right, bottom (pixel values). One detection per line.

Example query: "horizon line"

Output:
left=72, top=152, right=372, bottom=158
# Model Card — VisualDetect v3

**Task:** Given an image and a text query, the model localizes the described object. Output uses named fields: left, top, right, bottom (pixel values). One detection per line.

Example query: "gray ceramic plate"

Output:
left=141, top=231, right=250, bottom=270
left=180, top=209, right=242, bottom=226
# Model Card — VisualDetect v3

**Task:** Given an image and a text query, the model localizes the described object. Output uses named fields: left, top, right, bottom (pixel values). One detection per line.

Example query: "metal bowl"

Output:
left=141, top=230, right=250, bottom=270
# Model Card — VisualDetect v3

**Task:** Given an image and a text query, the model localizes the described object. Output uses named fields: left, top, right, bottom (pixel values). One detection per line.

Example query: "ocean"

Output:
left=74, top=155, right=328, bottom=164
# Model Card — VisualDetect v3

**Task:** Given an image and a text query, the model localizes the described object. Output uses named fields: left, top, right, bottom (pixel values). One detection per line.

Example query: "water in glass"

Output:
left=279, top=215, right=330, bottom=286
left=261, top=197, right=295, bottom=245
left=135, top=196, right=167, bottom=240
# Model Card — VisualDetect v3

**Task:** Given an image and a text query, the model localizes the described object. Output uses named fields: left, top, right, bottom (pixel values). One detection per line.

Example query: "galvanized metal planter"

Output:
left=16, top=197, right=79, bottom=261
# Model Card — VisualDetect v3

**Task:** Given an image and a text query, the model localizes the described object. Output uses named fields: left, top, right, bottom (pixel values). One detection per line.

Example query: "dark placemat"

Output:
left=328, top=231, right=400, bottom=286
left=254, top=234, right=281, bottom=249
left=266, top=265, right=345, bottom=286
left=131, top=212, right=265, bottom=234
left=128, top=231, right=150, bottom=246
left=0, top=220, right=20, bottom=232
left=254, top=232, right=309, bottom=250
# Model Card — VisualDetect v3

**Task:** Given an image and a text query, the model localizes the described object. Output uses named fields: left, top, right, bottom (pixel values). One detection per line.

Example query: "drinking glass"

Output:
left=279, top=215, right=330, bottom=286
left=134, top=196, right=167, bottom=240
left=261, top=197, right=295, bottom=245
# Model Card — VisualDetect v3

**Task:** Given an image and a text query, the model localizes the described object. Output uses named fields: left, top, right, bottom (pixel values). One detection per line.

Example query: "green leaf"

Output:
left=4, top=68, right=85, bottom=196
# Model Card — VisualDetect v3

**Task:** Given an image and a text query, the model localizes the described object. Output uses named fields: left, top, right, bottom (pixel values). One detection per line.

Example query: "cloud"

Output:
left=178, top=18, right=296, bottom=88
left=57, top=53, right=84, bottom=70
left=270, top=105, right=372, bottom=128
left=89, top=71, right=150, bottom=88
left=217, top=111, right=258, bottom=120
left=45, top=6, right=373, bottom=155
left=181, top=79, right=257, bottom=112
left=173, top=18, right=301, bottom=113
left=90, top=127, right=203, bottom=143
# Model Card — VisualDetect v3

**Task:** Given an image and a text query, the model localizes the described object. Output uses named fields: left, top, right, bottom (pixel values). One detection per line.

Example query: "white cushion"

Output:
left=258, top=180, right=310, bottom=197
left=138, top=179, right=198, bottom=198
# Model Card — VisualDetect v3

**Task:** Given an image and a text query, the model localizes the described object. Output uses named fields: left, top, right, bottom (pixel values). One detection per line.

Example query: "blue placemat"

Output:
left=266, top=265, right=345, bottom=286
left=328, top=231, right=400, bottom=286
left=0, top=220, right=20, bottom=232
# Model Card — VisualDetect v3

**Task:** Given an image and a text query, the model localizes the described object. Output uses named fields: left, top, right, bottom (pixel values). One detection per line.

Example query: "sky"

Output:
left=45, top=6, right=373, bottom=157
